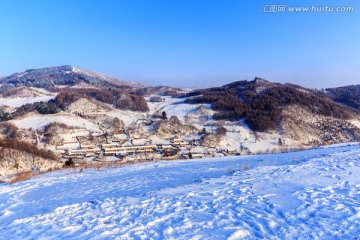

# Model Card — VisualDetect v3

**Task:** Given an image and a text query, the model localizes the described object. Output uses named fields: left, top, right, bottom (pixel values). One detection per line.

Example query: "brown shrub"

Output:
left=149, top=96, right=163, bottom=102
left=9, top=171, right=35, bottom=184
left=0, top=122, right=19, bottom=139
left=0, top=139, right=58, bottom=160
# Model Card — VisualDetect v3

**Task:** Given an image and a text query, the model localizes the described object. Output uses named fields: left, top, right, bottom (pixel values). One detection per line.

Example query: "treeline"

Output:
left=53, top=92, right=91, bottom=109
left=135, top=86, right=183, bottom=97
left=263, top=87, right=349, bottom=118
left=0, top=101, right=59, bottom=122
left=149, top=96, right=163, bottom=102
left=326, top=85, right=360, bottom=111
left=16, top=101, right=59, bottom=115
left=0, top=139, right=58, bottom=160
left=53, top=88, right=149, bottom=112
left=180, top=87, right=235, bottom=99
left=185, top=81, right=353, bottom=131
left=1, top=88, right=22, bottom=97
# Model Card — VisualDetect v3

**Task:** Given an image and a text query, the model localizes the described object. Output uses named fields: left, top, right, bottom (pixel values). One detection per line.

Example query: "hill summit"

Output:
left=0, top=65, right=139, bottom=89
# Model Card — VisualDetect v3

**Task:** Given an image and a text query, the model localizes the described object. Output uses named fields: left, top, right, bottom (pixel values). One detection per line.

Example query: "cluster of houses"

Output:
left=62, top=138, right=201, bottom=160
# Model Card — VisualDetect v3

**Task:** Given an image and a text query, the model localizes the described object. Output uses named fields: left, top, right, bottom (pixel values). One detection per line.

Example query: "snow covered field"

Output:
left=10, top=114, right=99, bottom=131
left=1, top=144, right=360, bottom=239
left=0, top=96, right=55, bottom=108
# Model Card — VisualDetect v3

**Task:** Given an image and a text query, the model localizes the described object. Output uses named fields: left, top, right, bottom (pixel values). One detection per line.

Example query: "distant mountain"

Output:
left=0, top=65, right=140, bottom=89
left=326, top=85, right=360, bottom=112
left=0, top=66, right=153, bottom=113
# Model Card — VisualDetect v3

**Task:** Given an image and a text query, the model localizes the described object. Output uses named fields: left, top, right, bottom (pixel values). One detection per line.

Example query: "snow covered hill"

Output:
left=1, top=66, right=360, bottom=181
left=0, top=65, right=140, bottom=89
left=1, top=143, right=360, bottom=239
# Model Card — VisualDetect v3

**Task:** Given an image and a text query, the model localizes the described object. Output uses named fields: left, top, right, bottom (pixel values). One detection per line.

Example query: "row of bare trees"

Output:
left=0, top=139, right=58, bottom=161
left=53, top=88, right=149, bottom=112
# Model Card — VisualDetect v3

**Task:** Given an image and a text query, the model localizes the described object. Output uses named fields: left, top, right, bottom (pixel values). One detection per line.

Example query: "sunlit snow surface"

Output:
left=0, top=96, right=55, bottom=108
left=1, top=144, right=360, bottom=239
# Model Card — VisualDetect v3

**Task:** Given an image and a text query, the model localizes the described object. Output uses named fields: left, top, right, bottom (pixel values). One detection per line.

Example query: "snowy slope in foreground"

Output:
left=1, top=144, right=360, bottom=239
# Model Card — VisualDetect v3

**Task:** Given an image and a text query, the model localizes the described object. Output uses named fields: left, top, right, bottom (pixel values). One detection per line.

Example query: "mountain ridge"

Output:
left=0, top=65, right=142, bottom=89
left=1, top=66, right=360, bottom=180
left=326, top=85, right=360, bottom=112
left=0, top=66, right=359, bottom=143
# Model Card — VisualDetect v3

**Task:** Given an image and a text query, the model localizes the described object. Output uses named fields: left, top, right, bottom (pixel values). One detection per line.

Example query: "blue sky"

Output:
left=0, top=0, right=359, bottom=88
